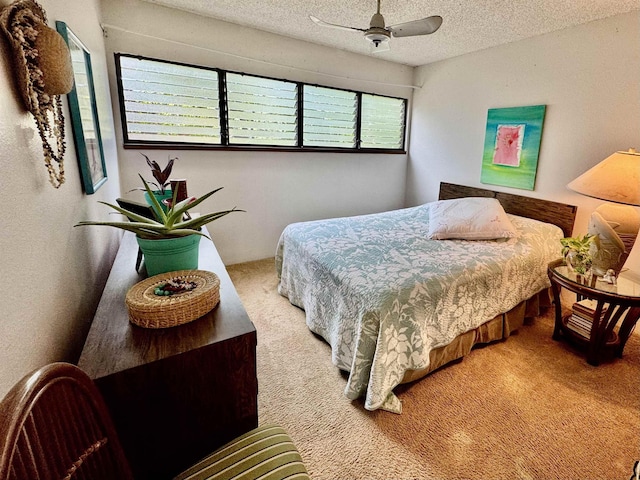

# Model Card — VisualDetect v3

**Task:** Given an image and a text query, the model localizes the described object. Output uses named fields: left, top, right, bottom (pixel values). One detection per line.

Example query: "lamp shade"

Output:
left=567, top=149, right=640, bottom=206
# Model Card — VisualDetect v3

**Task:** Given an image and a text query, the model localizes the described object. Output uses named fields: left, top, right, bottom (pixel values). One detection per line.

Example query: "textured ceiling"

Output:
left=139, top=0, right=639, bottom=66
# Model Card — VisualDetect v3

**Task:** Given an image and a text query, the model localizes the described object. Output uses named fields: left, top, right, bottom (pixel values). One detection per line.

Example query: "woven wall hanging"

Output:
left=0, top=0, right=74, bottom=188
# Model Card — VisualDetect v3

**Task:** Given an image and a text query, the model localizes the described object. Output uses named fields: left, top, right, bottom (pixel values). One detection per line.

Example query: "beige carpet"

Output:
left=227, top=258, right=640, bottom=480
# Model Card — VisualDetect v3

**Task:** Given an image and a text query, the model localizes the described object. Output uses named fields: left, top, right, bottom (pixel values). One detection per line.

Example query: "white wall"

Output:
left=0, top=0, right=121, bottom=397
left=407, top=11, right=640, bottom=269
left=100, top=0, right=414, bottom=264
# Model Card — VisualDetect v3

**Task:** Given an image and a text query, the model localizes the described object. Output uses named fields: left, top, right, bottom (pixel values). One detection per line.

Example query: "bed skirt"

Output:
left=400, top=288, right=551, bottom=384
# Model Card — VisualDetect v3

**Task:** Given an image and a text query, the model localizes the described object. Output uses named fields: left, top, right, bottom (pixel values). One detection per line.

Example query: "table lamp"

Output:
left=567, top=148, right=640, bottom=277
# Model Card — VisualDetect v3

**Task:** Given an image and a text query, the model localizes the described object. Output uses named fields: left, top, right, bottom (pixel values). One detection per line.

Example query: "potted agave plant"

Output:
left=76, top=175, right=243, bottom=276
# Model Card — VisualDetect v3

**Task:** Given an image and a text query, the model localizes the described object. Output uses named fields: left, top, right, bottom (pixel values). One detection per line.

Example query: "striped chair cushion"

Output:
left=174, top=425, right=310, bottom=480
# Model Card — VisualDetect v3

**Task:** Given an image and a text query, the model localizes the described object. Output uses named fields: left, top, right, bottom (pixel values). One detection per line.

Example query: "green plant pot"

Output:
left=136, top=234, right=201, bottom=276
left=144, top=189, right=172, bottom=218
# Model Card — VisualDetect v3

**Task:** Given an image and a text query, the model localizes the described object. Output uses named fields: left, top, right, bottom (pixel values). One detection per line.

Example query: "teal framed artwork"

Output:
left=480, top=105, right=546, bottom=191
left=56, top=21, right=107, bottom=194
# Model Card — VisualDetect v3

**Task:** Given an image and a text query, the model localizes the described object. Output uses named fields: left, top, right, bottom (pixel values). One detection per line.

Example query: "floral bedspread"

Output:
left=275, top=204, right=562, bottom=413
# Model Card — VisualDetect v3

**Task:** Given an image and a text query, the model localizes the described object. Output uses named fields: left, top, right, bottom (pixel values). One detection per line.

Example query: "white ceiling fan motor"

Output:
left=365, top=9, right=390, bottom=47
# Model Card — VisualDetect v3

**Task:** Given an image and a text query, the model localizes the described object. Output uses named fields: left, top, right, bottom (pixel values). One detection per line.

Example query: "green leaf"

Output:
left=176, top=209, right=244, bottom=231
left=140, top=174, right=168, bottom=223
left=97, top=201, right=161, bottom=225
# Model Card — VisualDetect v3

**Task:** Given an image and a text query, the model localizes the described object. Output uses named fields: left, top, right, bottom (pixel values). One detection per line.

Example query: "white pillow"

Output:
left=428, top=197, right=517, bottom=240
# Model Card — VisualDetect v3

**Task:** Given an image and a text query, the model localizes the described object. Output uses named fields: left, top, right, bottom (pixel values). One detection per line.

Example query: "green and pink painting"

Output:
left=480, top=105, right=546, bottom=191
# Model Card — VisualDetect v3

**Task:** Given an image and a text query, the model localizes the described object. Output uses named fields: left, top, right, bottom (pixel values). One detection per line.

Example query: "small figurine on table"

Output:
left=602, top=269, right=617, bottom=285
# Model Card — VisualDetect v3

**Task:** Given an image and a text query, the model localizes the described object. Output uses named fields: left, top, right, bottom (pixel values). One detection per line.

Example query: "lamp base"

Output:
left=588, top=204, right=639, bottom=277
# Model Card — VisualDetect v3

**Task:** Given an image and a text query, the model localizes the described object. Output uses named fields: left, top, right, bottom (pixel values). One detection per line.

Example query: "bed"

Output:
left=275, top=183, right=577, bottom=413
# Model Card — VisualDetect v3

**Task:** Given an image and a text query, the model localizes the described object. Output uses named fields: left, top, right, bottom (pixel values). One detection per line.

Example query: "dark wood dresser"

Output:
left=78, top=230, right=257, bottom=479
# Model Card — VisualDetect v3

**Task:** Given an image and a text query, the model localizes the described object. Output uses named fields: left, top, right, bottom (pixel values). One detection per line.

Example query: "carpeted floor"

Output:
left=227, top=258, right=640, bottom=480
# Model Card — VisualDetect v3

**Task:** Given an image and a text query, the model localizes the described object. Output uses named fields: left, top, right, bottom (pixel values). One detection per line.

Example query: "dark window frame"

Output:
left=115, top=53, right=407, bottom=154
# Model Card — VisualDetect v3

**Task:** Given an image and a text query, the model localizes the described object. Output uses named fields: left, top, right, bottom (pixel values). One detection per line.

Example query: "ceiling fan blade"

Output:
left=388, top=15, right=443, bottom=38
left=309, top=15, right=366, bottom=33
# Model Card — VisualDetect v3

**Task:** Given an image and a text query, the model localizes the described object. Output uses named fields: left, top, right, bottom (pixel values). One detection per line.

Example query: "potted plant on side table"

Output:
left=560, top=233, right=595, bottom=276
left=76, top=175, right=243, bottom=276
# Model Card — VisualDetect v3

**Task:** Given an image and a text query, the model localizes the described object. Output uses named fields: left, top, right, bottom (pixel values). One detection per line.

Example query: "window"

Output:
left=303, top=86, right=357, bottom=148
left=227, top=73, right=298, bottom=146
left=361, top=94, right=405, bottom=149
left=118, top=56, right=221, bottom=145
left=116, top=54, right=406, bottom=152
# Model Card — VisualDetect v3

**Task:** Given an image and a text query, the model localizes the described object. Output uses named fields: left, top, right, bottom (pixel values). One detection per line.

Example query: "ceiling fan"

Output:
left=310, top=0, right=442, bottom=52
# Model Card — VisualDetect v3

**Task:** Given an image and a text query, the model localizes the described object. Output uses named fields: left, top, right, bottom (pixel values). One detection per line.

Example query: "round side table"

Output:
left=547, top=258, right=640, bottom=366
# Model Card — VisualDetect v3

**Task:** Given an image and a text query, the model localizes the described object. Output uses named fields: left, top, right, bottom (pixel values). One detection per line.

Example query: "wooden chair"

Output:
left=0, top=363, right=309, bottom=480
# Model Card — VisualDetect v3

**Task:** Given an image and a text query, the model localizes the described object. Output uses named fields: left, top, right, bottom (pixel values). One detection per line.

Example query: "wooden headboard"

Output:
left=438, top=182, right=577, bottom=237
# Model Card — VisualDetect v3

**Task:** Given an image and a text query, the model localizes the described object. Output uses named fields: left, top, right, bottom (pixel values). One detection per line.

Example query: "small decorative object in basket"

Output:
left=125, top=270, right=220, bottom=329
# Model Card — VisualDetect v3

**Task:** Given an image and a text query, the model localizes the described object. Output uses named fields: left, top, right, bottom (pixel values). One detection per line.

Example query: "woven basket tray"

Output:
left=125, top=270, right=220, bottom=329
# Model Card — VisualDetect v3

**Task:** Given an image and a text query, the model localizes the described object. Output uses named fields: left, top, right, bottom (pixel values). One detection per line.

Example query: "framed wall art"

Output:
left=480, top=105, right=546, bottom=191
left=56, top=21, right=107, bottom=194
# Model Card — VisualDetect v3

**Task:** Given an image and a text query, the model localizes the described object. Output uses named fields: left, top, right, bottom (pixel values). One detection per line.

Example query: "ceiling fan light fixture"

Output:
left=365, top=29, right=390, bottom=47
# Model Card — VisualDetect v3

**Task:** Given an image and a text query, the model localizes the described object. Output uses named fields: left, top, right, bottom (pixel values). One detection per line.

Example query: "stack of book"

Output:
left=566, top=299, right=608, bottom=339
